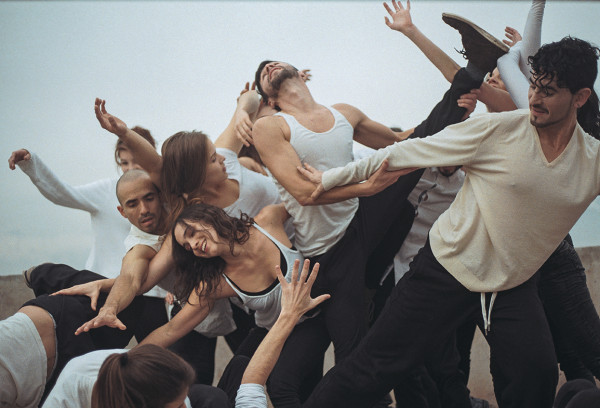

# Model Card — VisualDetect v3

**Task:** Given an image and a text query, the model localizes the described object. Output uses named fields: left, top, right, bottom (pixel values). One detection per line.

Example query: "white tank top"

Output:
left=222, top=223, right=304, bottom=330
left=272, top=107, right=358, bottom=257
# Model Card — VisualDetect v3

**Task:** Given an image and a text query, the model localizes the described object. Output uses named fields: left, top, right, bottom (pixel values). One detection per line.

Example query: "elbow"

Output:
left=295, top=193, right=314, bottom=207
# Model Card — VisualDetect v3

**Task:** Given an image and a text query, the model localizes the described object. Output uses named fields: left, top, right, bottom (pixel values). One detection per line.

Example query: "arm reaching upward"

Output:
left=241, top=260, right=330, bottom=386
left=94, top=98, right=162, bottom=187
left=384, top=0, right=460, bottom=83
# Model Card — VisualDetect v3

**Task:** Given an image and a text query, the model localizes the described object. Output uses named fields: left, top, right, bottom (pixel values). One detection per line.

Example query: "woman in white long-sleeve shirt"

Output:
left=7, top=126, right=156, bottom=279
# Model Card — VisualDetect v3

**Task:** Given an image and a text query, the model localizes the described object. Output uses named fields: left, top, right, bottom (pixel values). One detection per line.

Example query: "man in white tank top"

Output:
left=250, top=57, right=485, bottom=397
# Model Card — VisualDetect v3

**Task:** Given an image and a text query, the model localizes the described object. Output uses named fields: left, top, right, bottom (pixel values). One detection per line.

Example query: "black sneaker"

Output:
left=442, top=12, right=508, bottom=74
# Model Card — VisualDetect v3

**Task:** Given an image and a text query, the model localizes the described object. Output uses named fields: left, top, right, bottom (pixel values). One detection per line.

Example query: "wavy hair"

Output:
left=171, top=203, right=253, bottom=302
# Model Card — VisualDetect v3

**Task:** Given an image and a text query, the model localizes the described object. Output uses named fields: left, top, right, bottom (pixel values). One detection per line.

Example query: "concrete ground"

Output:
left=3, top=245, right=600, bottom=407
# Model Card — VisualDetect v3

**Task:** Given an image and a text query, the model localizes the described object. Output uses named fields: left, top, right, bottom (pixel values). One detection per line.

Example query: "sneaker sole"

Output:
left=442, top=12, right=509, bottom=53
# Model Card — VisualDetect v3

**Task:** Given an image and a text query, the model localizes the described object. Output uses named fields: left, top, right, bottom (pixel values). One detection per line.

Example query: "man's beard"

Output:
left=271, top=67, right=299, bottom=92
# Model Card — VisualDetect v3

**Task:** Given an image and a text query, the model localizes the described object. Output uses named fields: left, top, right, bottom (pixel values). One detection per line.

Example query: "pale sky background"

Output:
left=1, top=1, right=599, bottom=276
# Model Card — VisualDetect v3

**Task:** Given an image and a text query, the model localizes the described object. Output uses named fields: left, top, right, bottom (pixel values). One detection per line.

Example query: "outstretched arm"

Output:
left=8, top=149, right=105, bottom=213
left=139, top=278, right=235, bottom=348
left=94, top=98, right=162, bottom=186
left=384, top=0, right=460, bottom=83
left=72, top=244, right=157, bottom=334
left=241, top=260, right=330, bottom=386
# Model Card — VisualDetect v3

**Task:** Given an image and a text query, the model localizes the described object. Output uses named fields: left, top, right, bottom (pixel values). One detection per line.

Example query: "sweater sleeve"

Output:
left=322, top=114, right=492, bottom=191
left=17, top=153, right=106, bottom=213
left=235, top=384, right=268, bottom=408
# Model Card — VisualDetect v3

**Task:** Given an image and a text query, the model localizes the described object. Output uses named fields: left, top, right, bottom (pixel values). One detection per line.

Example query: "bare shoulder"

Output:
left=254, top=204, right=291, bottom=247
left=332, top=103, right=365, bottom=127
left=253, top=115, right=290, bottom=142
left=125, top=244, right=157, bottom=261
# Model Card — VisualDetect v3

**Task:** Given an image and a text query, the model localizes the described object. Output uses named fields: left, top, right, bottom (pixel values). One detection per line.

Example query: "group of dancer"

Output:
left=4, top=1, right=600, bottom=407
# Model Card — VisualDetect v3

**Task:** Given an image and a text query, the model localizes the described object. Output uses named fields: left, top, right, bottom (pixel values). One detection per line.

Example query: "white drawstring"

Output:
left=480, top=292, right=498, bottom=335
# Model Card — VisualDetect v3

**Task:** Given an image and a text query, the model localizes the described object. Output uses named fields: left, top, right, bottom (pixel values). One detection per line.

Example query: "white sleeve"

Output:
left=497, top=45, right=531, bottom=109
left=235, top=384, right=268, bottom=408
left=518, top=0, right=545, bottom=77
left=17, top=153, right=107, bottom=213
left=322, top=115, right=491, bottom=191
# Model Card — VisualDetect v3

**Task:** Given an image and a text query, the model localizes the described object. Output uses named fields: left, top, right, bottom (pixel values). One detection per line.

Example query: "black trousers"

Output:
left=303, top=240, right=558, bottom=408
left=24, top=263, right=155, bottom=403
left=309, top=67, right=484, bottom=364
left=268, top=68, right=484, bottom=407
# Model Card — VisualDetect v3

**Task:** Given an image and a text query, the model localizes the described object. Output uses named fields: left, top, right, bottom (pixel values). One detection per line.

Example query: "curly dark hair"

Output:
left=170, top=204, right=253, bottom=302
left=529, top=36, right=600, bottom=139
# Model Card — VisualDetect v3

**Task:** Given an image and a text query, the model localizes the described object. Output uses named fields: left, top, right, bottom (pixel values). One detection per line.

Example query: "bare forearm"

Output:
left=403, top=25, right=460, bottom=83
left=102, top=274, right=139, bottom=315
left=120, top=128, right=163, bottom=178
left=242, top=313, right=298, bottom=385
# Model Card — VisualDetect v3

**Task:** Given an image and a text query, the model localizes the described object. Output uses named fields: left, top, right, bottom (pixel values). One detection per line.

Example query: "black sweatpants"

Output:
left=269, top=68, right=484, bottom=407
left=304, top=241, right=558, bottom=408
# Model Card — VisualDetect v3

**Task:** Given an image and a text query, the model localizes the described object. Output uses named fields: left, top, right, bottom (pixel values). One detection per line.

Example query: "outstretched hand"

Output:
left=503, top=26, right=522, bottom=47
left=277, top=259, right=329, bottom=320
left=94, top=98, right=129, bottom=137
left=383, top=0, right=414, bottom=34
left=74, top=307, right=127, bottom=335
left=8, top=149, right=31, bottom=170
left=52, top=280, right=103, bottom=311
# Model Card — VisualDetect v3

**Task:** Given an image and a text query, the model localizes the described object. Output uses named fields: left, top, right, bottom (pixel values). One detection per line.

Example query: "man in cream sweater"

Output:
left=303, top=37, right=600, bottom=408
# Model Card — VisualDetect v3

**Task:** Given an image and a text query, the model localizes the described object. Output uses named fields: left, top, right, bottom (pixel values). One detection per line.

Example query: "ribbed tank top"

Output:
left=272, top=106, right=358, bottom=257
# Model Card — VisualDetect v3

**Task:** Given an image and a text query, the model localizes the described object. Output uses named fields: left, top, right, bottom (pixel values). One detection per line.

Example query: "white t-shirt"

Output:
left=0, top=313, right=47, bottom=408
left=124, top=224, right=168, bottom=299
left=43, top=349, right=192, bottom=408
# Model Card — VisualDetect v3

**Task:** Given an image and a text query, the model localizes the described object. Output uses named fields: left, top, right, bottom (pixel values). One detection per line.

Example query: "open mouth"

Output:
left=202, top=240, right=207, bottom=253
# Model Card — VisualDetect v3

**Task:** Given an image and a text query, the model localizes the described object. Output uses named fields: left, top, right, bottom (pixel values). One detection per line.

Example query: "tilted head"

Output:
left=91, top=344, right=195, bottom=408
left=170, top=203, right=253, bottom=301
left=160, top=131, right=227, bottom=225
left=114, top=126, right=156, bottom=173
left=116, top=169, right=164, bottom=234
left=528, top=36, right=599, bottom=137
left=254, top=60, right=300, bottom=109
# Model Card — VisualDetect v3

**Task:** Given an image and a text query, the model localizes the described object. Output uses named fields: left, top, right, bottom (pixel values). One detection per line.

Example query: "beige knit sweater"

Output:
left=323, top=109, right=600, bottom=292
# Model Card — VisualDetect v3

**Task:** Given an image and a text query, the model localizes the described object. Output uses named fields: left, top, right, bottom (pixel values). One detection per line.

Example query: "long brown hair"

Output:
left=91, top=344, right=195, bottom=408
left=171, top=203, right=253, bottom=302
left=160, top=131, right=211, bottom=229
